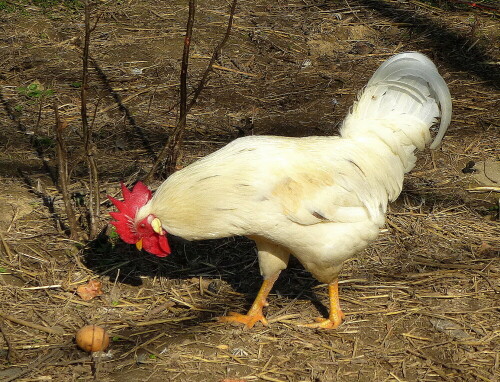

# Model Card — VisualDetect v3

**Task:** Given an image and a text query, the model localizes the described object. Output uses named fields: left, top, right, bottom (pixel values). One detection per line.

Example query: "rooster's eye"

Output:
left=140, top=223, right=145, bottom=228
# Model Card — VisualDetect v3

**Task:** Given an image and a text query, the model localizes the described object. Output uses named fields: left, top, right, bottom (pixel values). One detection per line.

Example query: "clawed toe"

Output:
left=299, top=317, right=343, bottom=329
left=218, top=311, right=268, bottom=329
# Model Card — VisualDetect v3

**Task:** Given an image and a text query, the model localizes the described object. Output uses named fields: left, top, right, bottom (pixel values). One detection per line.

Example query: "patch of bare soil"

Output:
left=0, top=0, right=499, bottom=381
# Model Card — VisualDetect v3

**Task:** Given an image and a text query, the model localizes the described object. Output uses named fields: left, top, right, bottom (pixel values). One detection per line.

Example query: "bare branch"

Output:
left=81, top=0, right=100, bottom=239
left=144, top=0, right=238, bottom=182
left=53, top=103, right=84, bottom=240
left=180, top=0, right=196, bottom=135
left=187, top=0, right=238, bottom=113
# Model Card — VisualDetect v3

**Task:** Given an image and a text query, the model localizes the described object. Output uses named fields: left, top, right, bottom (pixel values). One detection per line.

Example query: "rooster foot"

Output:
left=218, top=311, right=268, bottom=329
left=300, top=310, right=345, bottom=330
left=300, top=317, right=342, bottom=329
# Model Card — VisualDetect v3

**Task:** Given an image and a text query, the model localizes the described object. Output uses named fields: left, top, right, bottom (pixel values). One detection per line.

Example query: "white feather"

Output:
left=341, top=51, right=452, bottom=150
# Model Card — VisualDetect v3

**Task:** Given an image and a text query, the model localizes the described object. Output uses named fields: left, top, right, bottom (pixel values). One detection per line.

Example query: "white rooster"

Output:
left=109, top=52, right=452, bottom=329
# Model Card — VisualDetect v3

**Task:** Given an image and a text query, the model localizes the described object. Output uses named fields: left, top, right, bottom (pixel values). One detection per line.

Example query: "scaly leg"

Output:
left=301, top=279, right=345, bottom=329
left=218, top=272, right=279, bottom=329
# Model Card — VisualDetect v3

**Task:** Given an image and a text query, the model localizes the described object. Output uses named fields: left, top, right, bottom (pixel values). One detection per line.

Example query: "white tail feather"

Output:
left=341, top=52, right=452, bottom=150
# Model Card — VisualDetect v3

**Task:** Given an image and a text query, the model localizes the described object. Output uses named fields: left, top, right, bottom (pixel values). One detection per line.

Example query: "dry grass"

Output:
left=0, top=0, right=499, bottom=381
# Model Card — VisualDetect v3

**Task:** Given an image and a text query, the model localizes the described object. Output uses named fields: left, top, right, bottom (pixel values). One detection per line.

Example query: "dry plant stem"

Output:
left=144, top=0, right=238, bottom=181
left=3, top=349, right=63, bottom=382
left=0, top=231, right=14, bottom=262
left=179, top=0, right=194, bottom=142
left=35, top=100, right=43, bottom=131
left=186, top=0, right=238, bottom=113
left=0, top=311, right=65, bottom=335
left=144, top=0, right=196, bottom=181
left=0, top=317, right=17, bottom=362
left=53, top=103, right=83, bottom=240
left=467, top=186, right=500, bottom=192
left=81, top=0, right=100, bottom=238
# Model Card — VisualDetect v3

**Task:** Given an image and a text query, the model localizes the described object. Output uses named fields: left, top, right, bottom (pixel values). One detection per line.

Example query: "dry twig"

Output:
left=0, top=312, right=66, bottom=336
left=81, top=0, right=101, bottom=238
left=0, top=317, right=17, bottom=363
left=144, top=0, right=238, bottom=181
left=53, top=103, right=83, bottom=240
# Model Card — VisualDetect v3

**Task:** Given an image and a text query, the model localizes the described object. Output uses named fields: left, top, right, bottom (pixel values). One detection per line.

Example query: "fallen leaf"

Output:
left=477, top=242, right=495, bottom=256
left=77, top=280, right=104, bottom=301
left=429, top=318, right=474, bottom=341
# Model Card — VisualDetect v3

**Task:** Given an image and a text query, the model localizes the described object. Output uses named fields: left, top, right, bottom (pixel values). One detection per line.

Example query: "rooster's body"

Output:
left=111, top=52, right=452, bottom=328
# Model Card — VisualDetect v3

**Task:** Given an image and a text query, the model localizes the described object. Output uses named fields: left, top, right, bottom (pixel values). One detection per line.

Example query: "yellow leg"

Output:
left=301, top=279, right=345, bottom=329
left=218, top=272, right=279, bottom=329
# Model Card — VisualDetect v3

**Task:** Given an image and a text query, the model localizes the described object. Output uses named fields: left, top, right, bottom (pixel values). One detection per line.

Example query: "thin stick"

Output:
left=0, top=312, right=66, bottom=335
left=144, top=0, right=196, bottom=181
left=0, top=317, right=17, bottom=362
left=81, top=0, right=101, bottom=239
left=179, top=0, right=195, bottom=142
left=186, top=0, right=238, bottom=114
left=144, top=0, right=238, bottom=181
left=467, top=186, right=500, bottom=193
left=35, top=100, right=43, bottom=131
left=53, top=103, right=83, bottom=240
left=2, top=349, right=63, bottom=382
left=0, top=231, right=14, bottom=262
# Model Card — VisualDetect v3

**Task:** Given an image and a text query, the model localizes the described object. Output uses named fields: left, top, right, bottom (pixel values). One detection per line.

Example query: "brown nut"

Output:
left=76, top=325, right=110, bottom=352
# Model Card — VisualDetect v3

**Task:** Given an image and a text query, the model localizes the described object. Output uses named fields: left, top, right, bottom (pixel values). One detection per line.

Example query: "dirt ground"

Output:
left=0, top=0, right=499, bottom=381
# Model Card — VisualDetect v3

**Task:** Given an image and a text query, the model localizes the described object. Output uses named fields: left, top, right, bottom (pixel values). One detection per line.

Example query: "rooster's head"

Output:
left=108, top=182, right=171, bottom=257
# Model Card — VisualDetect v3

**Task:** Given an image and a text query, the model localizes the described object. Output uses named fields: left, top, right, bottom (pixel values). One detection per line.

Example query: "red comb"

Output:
left=108, top=181, right=152, bottom=244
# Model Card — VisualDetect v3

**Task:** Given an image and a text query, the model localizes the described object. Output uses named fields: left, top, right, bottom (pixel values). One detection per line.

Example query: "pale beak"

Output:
left=136, top=238, right=143, bottom=251
left=151, top=217, right=163, bottom=234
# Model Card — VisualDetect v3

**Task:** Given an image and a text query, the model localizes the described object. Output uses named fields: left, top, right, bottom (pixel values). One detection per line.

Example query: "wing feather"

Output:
left=269, top=163, right=371, bottom=226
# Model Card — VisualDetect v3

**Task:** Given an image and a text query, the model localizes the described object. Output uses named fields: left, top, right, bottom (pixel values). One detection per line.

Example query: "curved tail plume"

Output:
left=341, top=52, right=452, bottom=150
